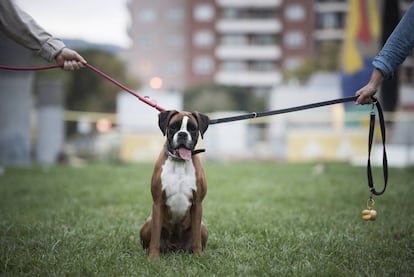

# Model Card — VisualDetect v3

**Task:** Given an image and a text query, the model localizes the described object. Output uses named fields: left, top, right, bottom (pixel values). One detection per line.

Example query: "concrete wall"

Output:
left=35, top=79, right=65, bottom=164
left=0, top=33, right=33, bottom=166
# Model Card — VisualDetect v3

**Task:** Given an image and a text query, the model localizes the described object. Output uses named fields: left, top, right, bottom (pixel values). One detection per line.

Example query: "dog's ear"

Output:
left=158, top=110, right=178, bottom=136
left=192, top=111, right=210, bottom=139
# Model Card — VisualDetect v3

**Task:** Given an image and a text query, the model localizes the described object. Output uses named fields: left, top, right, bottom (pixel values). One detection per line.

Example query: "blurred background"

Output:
left=1, top=0, right=413, bottom=167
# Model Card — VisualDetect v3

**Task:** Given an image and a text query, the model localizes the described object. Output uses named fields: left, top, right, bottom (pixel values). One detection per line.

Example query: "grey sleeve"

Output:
left=0, top=0, right=66, bottom=61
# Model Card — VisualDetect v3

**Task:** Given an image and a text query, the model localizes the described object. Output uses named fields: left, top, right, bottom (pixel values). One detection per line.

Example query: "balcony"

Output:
left=215, top=70, right=282, bottom=87
left=314, top=2, right=348, bottom=13
left=216, top=0, right=282, bottom=8
left=216, top=19, right=282, bottom=34
left=215, top=45, right=281, bottom=60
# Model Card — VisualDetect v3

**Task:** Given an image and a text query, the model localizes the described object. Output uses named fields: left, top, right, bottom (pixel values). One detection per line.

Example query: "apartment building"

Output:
left=191, top=0, right=285, bottom=91
left=126, top=0, right=188, bottom=90
left=126, top=0, right=413, bottom=91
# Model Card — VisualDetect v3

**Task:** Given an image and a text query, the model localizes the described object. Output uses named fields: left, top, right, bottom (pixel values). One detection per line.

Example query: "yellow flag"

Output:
left=342, top=0, right=363, bottom=74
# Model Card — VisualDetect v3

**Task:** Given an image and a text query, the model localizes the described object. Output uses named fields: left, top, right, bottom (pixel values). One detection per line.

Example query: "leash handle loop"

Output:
left=367, top=97, right=388, bottom=196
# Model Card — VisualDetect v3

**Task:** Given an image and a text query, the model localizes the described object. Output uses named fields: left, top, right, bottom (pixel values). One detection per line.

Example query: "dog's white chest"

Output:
left=161, top=159, right=196, bottom=223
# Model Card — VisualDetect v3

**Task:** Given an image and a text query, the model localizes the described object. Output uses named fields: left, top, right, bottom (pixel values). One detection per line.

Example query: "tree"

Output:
left=51, top=49, right=140, bottom=136
left=66, top=49, right=140, bottom=113
left=184, top=84, right=265, bottom=113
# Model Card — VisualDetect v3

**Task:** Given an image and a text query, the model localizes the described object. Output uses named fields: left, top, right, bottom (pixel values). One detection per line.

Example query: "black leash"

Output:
left=210, top=95, right=388, bottom=197
left=368, top=99, right=388, bottom=196
left=209, top=96, right=358, bottom=125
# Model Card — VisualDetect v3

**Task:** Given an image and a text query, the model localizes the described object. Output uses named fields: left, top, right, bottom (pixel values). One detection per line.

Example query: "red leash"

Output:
left=84, top=64, right=165, bottom=112
left=0, top=63, right=166, bottom=112
left=0, top=64, right=61, bottom=71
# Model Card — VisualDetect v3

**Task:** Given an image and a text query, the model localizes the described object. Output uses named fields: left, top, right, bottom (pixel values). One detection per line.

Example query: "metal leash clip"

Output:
left=370, top=96, right=378, bottom=115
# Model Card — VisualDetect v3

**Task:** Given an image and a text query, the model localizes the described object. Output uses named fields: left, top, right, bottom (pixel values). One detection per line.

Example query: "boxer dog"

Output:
left=140, top=110, right=209, bottom=260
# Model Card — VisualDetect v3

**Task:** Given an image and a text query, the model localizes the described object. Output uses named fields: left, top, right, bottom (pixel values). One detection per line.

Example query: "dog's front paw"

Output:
left=192, top=246, right=203, bottom=256
left=148, top=249, right=160, bottom=260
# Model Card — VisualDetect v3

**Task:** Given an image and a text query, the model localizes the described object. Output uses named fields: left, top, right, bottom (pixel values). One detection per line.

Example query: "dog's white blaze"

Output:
left=172, top=116, right=192, bottom=146
left=180, top=116, right=189, bottom=131
left=161, top=158, right=196, bottom=223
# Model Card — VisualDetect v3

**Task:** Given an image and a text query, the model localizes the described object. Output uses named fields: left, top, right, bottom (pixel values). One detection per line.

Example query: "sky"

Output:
left=16, top=0, right=131, bottom=48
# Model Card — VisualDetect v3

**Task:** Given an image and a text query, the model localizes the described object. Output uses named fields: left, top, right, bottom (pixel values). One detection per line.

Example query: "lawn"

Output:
left=0, top=162, right=413, bottom=276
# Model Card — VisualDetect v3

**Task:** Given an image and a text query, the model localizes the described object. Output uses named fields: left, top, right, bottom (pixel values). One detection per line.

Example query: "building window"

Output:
left=285, top=4, right=305, bottom=22
left=284, top=31, right=305, bottom=49
left=137, top=8, right=157, bottom=23
left=316, top=13, right=341, bottom=29
left=220, top=61, right=247, bottom=71
left=194, top=4, right=214, bottom=22
left=193, top=56, right=214, bottom=75
left=167, top=61, right=184, bottom=75
left=220, top=35, right=247, bottom=45
left=251, top=35, right=275, bottom=45
left=222, top=8, right=242, bottom=19
left=193, top=30, right=214, bottom=48
left=137, top=35, right=154, bottom=48
left=166, top=34, right=184, bottom=47
left=166, top=8, right=184, bottom=22
left=250, top=9, right=275, bottom=19
left=251, top=61, right=275, bottom=71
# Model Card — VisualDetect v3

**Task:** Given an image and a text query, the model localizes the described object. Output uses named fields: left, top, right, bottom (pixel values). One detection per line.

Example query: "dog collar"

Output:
left=164, top=144, right=205, bottom=162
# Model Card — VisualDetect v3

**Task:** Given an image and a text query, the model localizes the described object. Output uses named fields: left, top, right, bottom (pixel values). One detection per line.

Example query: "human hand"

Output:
left=355, top=68, right=383, bottom=105
left=55, top=48, right=87, bottom=70
left=355, top=84, right=377, bottom=105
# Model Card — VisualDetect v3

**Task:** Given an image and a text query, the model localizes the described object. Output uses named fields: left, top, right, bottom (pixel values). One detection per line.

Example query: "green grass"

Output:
left=0, top=162, right=413, bottom=276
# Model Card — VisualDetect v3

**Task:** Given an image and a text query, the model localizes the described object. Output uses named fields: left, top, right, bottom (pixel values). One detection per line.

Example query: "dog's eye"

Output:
left=170, top=122, right=180, bottom=130
left=188, top=123, right=197, bottom=131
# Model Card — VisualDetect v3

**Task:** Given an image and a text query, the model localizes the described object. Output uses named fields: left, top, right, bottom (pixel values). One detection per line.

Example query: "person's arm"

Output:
left=372, top=3, right=414, bottom=80
left=0, top=0, right=86, bottom=69
left=356, top=3, right=414, bottom=104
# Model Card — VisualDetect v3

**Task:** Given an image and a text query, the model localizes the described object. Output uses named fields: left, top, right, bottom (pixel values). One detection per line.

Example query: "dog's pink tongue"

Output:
left=178, top=147, right=192, bottom=160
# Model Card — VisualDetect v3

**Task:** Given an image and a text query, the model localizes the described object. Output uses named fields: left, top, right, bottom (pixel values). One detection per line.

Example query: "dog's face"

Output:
left=159, top=110, right=209, bottom=160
